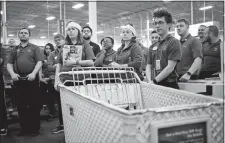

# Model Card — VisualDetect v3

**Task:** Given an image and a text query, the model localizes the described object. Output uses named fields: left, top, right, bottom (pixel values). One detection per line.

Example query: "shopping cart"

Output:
left=57, top=67, right=224, bottom=143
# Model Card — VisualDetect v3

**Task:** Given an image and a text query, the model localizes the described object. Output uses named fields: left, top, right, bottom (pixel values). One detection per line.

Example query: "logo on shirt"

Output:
left=27, top=49, right=31, bottom=52
left=152, top=46, right=158, bottom=50
left=182, top=44, right=187, bottom=48
left=213, top=48, right=218, bottom=52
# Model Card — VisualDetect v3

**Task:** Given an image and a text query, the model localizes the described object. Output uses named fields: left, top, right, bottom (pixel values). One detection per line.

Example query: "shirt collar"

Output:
left=18, top=42, right=30, bottom=48
left=105, top=49, right=115, bottom=56
left=210, top=39, right=221, bottom=46
left=159, top=34, right=172, bottom=43
left=180, top=33, right=191, bottom=43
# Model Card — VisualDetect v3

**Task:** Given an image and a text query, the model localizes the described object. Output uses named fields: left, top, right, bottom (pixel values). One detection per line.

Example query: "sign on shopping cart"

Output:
left=150, top=116, right=211, bottom=143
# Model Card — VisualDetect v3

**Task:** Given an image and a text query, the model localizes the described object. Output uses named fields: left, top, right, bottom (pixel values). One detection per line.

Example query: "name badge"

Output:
left=156, top=60, right=161, bottom=70
left=152, top=46, right=158, bottom=51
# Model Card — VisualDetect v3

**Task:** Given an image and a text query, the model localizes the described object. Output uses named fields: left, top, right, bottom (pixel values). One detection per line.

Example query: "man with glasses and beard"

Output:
left=7, top=28, right=44, bottom=136
left=82, top=26, right=100, bottom=57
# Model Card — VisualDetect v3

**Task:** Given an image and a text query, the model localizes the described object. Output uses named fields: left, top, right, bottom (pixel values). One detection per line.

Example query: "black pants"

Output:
left=39, top=82, right=56, bottom=115
left=55, top=91, right=63, bottom=125
left=199, top=71, right=219, bottom=79
left=14, top=77, right=41, bottom=133
left=0, top=75, right=7, bottom=129
left=157, top=81, right=179, bottom=89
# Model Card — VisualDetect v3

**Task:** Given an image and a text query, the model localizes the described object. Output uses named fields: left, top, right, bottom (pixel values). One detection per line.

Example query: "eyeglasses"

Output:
left=198, top=29, right=205, bottom=32
left=153, top=21, right=165, bottom=26
left=102, top=40, right=111, bottom=44
left=83, top=30, right=91, bottom=33
left=151, top=36, right=159, bottom=40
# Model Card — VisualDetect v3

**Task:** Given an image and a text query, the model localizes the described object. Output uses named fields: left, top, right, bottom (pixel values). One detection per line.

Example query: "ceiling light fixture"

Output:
left=86, top=22, right=90, bottom=24
left=0, top=11, right=2, bottom=14
left=199, top=6, right=213, bottom=10
left=28, top=25, right=36, bottom=29
left=46, top=16, right=55, bottom=21
left=40, top=36, right=46, bottom=39
left=72, top=3, right=84, bottom=9
left=53, top=32, right=58, bottom=35
left=97, top=31, right=104, bottom=34
left=8, top=34, right=14, bottom=37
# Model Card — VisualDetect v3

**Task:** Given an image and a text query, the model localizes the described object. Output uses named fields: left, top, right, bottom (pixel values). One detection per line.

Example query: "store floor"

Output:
left=0, top=110, right=65, bottom=143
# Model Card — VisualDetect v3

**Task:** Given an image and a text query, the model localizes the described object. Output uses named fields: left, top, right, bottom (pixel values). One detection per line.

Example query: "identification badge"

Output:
left=152, top=46, right=158, bottom=50
left=156, top=60, right=161, bottom=70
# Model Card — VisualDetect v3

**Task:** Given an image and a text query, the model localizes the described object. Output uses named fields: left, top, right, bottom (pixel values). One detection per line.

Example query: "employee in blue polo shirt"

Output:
left=176, top=18, right=203, bottom=82
left=7, top=28, right=44, bottom=136
left=146, top=8, right=181, bottom=89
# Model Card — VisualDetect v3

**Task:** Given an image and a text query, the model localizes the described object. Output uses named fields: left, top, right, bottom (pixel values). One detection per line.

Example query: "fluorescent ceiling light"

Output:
left=8, top=34, right=14, bottom=37
left=53, top=32, right=58, bottom=35
left=28, top=25, right=35, bottom=29
left=97, top=31, right=104, bottom=34
left=0, top=11, right=2, bottom=14
left=142, top=36, right=146, bottom=38
left=120, top=26, right=126, bottom=28
left=40, top=36, right=46, bottom=39
left=46, top=16, right=55, bottom=20
left=86, top=22, right=89, bottom=24
left=115, top=26, right=120, bottom=28
left=199, top=6, right=213, bottom=10
left=72, top=3, right=84, bottom=9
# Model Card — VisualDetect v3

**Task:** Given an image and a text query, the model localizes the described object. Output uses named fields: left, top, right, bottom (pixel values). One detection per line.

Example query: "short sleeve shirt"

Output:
left=89, top=41, right=101, bottom=57
left=176, top=34, right=203, bottom=75
left=7, top=43, right=44, bottom=75
left=147, top=34, right=181, bottom=82
left=56, top=42, right=95, bottom=72
left=201, top=39, right=221, bottom=72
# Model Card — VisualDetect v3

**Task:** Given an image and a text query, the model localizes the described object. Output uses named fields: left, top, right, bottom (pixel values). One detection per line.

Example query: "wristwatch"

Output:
left=186, top=71, right=192, bottom=76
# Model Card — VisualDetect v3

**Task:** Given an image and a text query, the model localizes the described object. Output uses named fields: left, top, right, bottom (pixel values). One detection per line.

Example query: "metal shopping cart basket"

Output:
left=57, top=67, right=224, bottom=143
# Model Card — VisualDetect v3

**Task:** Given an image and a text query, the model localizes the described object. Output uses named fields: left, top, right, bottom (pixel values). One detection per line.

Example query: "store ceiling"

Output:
left=4, top=1, right=224, bottom=42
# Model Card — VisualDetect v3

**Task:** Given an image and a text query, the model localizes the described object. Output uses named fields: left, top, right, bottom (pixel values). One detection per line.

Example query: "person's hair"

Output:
left=121, top=23, right=137, bottom=44
left=199, top=25, right=207, bottom=28
left=177, top=18, right=190, bottom=27
left=18, top=28, right=31, bottom=36
left=82, top=26, right=93, bottom=34
left=153, top=8, right=173, bottom=24
left=100, top=37, right=114, bottom=45
left=54, top=33, right=65, bottom=40
left=44, top=43, right=54, bottom=56
left=151, top=30, right=157, bottom=35
left=65, top=24, right=84, bottom=45
left=208, top=25, right=219, bottom=37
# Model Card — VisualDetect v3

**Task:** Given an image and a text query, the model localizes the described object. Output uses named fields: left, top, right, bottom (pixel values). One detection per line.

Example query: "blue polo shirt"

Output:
left=147, top=34, right=182, bottom=82
left=176, top=34, right=203, bottom=75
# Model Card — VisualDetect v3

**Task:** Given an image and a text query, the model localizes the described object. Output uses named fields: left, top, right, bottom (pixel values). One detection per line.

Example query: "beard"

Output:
left=83, top=36, right=91, bottom=40
left=20, top=39, right=28, bottom=43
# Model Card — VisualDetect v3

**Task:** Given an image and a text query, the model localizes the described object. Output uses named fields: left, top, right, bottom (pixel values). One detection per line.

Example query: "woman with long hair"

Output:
left=52, top=21, right=95, bottom=134
left=39, top=43, right=56, bottom=121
